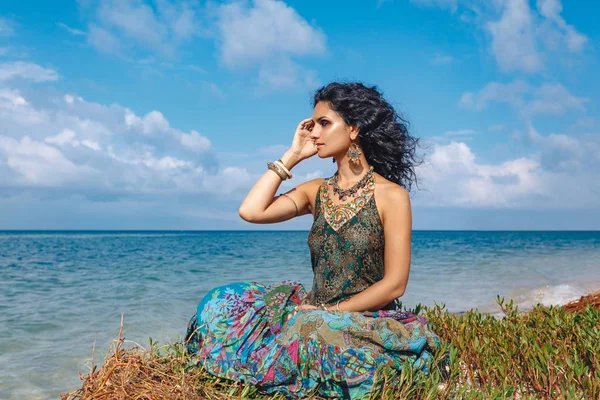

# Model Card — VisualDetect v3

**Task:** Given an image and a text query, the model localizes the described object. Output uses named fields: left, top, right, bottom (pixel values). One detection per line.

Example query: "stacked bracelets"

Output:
left=319, top=301, right=343, bottom=311
left=267, top=159, right=293, bottom=180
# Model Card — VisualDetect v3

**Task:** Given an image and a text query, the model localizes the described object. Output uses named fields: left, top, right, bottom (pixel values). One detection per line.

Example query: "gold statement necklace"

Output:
left=327, top=166, right=375, bottom=201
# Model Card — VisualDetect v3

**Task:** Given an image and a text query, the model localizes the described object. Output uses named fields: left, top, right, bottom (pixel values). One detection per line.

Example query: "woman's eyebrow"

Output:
left=312, top=116, right=328, bottom=122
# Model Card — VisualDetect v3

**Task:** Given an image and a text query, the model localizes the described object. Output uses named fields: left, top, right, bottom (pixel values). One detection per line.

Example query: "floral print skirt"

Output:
left=185, top=281, right=440, bottom=399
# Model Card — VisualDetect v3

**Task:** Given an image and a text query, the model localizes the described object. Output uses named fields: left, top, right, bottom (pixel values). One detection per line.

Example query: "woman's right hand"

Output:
left=288, top=118, right=317, bottom=162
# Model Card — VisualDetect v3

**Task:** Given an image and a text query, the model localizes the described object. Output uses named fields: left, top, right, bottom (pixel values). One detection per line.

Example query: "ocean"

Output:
left=1, top=230, right=599, bottom=399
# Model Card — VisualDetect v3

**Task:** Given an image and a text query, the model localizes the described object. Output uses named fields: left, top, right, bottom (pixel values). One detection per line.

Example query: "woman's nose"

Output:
left=309, top=126, right=320, bottom=140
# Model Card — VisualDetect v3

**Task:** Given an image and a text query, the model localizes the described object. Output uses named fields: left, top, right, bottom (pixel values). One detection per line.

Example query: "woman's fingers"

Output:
left=297, top=118, right=313, bottom=130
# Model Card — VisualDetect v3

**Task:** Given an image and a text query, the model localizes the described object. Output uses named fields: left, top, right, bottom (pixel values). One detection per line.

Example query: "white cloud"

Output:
left=217, top=0, right=326, bottom=89
left=536, top=0, right=587, bottom=52
left=414, top=0, right=588, bottom=73
left=81, top=139, right=102, bottom=151
left=0, top=62, right=59, bottom=82
left=87, top=25, right=121, bottom=54
left=0, top=136, right=97, bottom=186
left=218, top=0, right=325, bottom=68
left=487, top=0, right=542, bottom=73
left=64, top=94, right=83, bottom=104
left=0, top=88, right=49, bottom=125
left=125, top=110, right=170, bottom=134
left=45, top=129, right=77, bottom=146
left=82, top=0, right=200, bottom=57
left=460, top=80, right=530, bottom=110
left=179, top=130, right=211, bottom=153
left=0, top=63, right=232, bottom=200
left=486, top=0, right=587, bottom=72
left=460, top=80, right=586, bottom=117
left=57, top=22, right=86, bottom=36
left=418, top=134, right=600, bottom=209
left=257, top=55, right=320, bottom=90
left=418, top=141, right=542, bottom=207
left=201, top=166, right=255, bottom=195
left=526, top=83, right=587, bottom=116
left=78, top=0, right=323, bottom=90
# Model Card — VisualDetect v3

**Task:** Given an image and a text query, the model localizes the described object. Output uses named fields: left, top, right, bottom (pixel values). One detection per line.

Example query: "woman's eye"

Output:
left=320, top=121, right=329, bottom=126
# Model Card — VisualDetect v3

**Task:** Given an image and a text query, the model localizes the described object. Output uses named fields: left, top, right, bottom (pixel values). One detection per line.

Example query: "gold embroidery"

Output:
left=321, top=173, right=375, bottom=231
left=307, top=171, right=385, bottom=308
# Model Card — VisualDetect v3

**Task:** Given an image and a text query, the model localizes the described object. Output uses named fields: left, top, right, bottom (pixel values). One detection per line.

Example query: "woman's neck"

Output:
left=333, top=155, right=371, bottom=188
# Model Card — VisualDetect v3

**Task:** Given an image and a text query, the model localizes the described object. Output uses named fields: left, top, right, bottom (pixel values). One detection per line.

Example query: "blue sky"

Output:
left=0, top=0, right=598, bottom=230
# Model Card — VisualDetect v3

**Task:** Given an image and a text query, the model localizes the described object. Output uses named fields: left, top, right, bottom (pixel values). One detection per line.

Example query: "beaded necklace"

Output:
left=321, top=167, right=376, bottom=231
left=327, top=166, right=375, bottom=201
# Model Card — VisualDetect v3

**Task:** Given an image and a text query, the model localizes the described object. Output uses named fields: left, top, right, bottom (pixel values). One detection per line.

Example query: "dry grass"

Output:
left=62, top=291, right=600, bottom=400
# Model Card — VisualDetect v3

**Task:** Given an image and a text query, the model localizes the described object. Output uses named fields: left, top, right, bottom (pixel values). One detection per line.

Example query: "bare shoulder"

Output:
left=298, top=177, right=326, bottom=201
left=375, top=174, right=409, bottom=201
left=374, top=174, right=410, bottom=222
left=295, top=177, right=326, bottom=215
left=296, top=177, right=325, bottom=194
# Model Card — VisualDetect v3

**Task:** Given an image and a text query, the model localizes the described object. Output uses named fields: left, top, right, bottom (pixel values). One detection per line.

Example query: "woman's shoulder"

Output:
left=297, top=177, right=326, bottom=191
left=374, top=174, right=410, bottom=206
left=295, top=177, right=327, bottom=202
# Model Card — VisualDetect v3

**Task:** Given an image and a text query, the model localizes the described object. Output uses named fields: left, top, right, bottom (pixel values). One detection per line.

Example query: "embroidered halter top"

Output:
left=307, top=171, right=392, bottom=309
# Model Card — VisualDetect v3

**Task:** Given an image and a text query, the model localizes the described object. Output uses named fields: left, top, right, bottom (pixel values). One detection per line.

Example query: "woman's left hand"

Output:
left=286, top=304, right=318, bottom=321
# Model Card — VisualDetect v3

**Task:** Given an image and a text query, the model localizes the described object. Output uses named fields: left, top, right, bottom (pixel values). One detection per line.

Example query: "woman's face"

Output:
left=309, top=101, right=357, bottom=159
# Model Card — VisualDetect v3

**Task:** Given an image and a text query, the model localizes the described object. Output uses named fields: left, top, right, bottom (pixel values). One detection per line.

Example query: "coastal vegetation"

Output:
left=62, top=291, right=599, bottom=400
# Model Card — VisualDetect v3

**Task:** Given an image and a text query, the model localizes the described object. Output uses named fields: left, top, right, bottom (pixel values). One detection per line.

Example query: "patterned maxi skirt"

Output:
left=185, top=281, right=440, bottom=399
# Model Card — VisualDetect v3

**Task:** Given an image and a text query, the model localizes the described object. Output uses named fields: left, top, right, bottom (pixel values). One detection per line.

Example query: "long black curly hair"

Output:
left=313, top=81, right=423, bottom=193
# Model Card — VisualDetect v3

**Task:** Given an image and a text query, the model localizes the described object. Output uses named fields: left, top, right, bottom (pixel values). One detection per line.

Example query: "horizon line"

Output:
left=1, top=229, right=599, bottom=233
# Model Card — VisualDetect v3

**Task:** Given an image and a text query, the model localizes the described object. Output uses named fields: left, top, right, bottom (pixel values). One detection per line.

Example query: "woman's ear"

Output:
left=349, top=125, right=360, bottom=141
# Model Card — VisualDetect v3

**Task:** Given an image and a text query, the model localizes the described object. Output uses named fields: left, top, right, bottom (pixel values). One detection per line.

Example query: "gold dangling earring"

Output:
left=347, top=142, right=362, bottom=163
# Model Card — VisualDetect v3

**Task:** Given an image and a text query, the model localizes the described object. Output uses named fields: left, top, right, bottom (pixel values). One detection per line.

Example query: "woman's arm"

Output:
left=238, top=118, right=318, bottom=224
left=336, top=185, right=412, bottom=312
left=238, top=152, right=314, bottom=223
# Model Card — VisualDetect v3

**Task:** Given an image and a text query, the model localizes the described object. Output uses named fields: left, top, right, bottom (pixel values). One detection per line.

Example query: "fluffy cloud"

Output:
left=217, top=0, right=326, bottom=89
left=0, top=62, right=60, bottom=82
left=0, top=62, right=263, bottom=203
left=218, top=0, right=325, bottom=68
left=527, top=83, right=587, bottom=116
left=0, top=136, right=98, bottom=186
left=77, top=0, right=325, bottom=90
left=418, top=133, right=600, bottom=209
left=87, top=25, right=122, bottom=54
left=413, top=0, right=588, bottom=74
left=460, top=80, right=587, bottom=117
left=536, top=0, right=587, bottom=52
left=487, top=0, right=587, bottom=73
left=81, top=0, right=201, bottom=57
left=487, top=0, right=542, bottom=73
left=417, top=141, right=542, bottom=207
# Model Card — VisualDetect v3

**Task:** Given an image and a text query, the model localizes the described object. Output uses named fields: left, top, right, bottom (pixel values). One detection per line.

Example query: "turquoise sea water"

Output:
left=1, top=230, right=599, bottom=399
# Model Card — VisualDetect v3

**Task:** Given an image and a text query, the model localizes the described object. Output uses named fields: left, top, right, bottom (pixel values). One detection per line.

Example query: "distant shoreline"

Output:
left=2, top=229, right=600, bottom=233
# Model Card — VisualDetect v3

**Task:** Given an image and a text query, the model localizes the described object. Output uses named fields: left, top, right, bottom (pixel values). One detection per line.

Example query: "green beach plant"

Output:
left=62, top=292, right=600, bottom=400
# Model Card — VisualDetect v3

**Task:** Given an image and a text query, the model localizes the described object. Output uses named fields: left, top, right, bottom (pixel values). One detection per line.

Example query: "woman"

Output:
left=185, top=82, right=440, bottom=399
